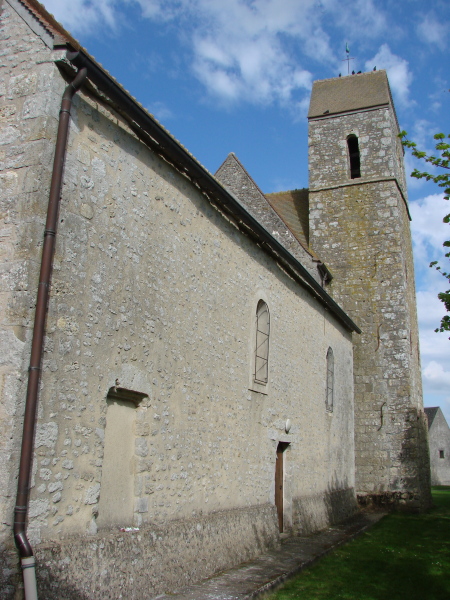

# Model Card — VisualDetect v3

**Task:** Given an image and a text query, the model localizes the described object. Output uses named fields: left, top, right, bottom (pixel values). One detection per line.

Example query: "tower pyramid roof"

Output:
left=308, top=70, right=391, bottom=118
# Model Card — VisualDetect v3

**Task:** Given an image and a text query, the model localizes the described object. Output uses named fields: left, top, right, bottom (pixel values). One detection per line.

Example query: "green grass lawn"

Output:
left=267, top=487, right=450, bottom=600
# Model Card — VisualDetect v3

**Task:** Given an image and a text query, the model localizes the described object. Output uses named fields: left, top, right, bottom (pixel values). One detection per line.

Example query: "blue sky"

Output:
left=42, top=0, right=450, bottom=420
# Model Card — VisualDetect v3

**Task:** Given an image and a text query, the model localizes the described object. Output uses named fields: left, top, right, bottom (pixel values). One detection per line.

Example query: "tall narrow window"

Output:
left=347, top=135, right=361, bottom=179
left=326, top=347, right=334, bottom=412
left=254, top=300, right=270, bottom=384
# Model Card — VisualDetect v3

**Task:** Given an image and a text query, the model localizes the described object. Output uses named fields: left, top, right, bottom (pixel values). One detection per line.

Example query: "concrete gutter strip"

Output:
left=152, top=511, right=386, bottom=600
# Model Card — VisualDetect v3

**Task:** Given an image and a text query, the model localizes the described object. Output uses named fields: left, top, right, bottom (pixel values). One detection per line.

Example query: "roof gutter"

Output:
left=66, top=49, right=360, bottom=334
left=13, top=67, right=87, bottom=600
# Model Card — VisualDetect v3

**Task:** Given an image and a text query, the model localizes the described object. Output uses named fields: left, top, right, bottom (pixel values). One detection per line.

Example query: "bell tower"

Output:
left=308, top=71, right=431, bottom=509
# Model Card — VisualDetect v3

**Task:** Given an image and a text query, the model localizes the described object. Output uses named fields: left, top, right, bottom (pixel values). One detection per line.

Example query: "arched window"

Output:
left=254, top=300, right=270, bottom=384
left=326, top=347, right=334, bottom=412
left=347, top=135, right=361, bottom=179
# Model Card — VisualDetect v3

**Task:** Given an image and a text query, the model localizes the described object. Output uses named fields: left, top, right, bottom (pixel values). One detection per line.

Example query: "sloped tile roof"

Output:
left=308, top=70, right=391, bottom=118
left=266, top=189, right=310, bottom=249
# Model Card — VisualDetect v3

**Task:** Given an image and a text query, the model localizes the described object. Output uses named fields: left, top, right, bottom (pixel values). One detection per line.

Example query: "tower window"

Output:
left=254, top=300, right=270, bottom=384
left=347, top=135, right=361, bottom=179
left=326, top=347, right=334, bottom=412
left=440, top=450, right=445, bottom=459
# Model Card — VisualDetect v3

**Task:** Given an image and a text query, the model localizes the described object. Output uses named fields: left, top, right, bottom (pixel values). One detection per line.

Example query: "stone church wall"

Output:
left=0, top=4, right=356, bottom=597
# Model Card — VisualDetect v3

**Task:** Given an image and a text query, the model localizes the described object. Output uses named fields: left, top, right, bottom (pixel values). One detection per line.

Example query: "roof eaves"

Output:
left=66, top=47, right=360, bottom=334
left=15, top=3, right=337, bottom=312
left=308, top=102, right=390, bottom=120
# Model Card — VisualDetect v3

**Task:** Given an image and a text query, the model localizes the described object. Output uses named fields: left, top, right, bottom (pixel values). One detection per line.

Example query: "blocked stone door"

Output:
left=97, top=399, right=135, bottom=528
left=97, top=386, right=147, bottom=529
left=275, top=442, right=289, bottom=532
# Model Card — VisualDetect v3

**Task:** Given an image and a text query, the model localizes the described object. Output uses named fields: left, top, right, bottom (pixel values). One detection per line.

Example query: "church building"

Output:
left=0, top=1, right=430, bottom=598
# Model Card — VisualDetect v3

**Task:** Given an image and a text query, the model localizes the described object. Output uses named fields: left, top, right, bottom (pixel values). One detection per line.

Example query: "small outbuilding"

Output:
left=425, top=407, right=450, bottom=486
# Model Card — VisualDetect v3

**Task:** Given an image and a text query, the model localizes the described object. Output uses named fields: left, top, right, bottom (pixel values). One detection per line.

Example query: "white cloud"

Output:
left=42, top=0, right=120, bottom=34
left=417, top=289, right=445, bottom=327
left=365, top=44, right=412, bottom=107
left=147, top=101, right=174, bottom=121
left=411, top=191, right=449, bottom=349
left=330, top=0, right=388, bottom=40
left=428, top=76, right=449, bottom=114
left=133, top=0, right=171, bottom=20
left=417, top=13, right=448, bottom=51
left=191, top=31, right=313, bottom=108
left=410, top=193, right=449, bottom=263
left=183, top=0, right=321, bottom=108
left=423, top=361, right=450, bottom=390
left=408, top=119, right=437, bottom=152
left=417, top=288, right=449, bottom=346
left=417, top=289, right=450, bottom=413
left=410, top=189, right=450, bottom=411
left=166, top=3, right=397, bottom=108
left=40, top=1, right=410, bottom=114
left=41, top=0, right=322, bottom=109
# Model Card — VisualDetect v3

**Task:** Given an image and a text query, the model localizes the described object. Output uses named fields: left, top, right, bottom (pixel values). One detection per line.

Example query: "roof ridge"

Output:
left=313, top=69, right=388, bottom=85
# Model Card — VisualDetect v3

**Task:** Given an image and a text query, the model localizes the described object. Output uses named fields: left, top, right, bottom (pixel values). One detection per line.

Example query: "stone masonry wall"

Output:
left=308, top=99, right=431, bottom=509
left=309, top=105, right=405, bottom=190
left=0, top=5, right=356, bottom=597
left=0, top=0, right=67, bottom=559
left=3, top=504, right=280, bottom=599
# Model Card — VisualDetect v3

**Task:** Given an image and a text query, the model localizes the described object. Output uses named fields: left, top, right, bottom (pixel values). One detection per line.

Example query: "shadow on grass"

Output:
left=270, top=487, right=450, bottom=600
left=338, top=556, right=449, bottom=600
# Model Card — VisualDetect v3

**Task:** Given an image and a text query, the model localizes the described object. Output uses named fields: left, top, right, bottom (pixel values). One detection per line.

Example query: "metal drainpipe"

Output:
left=13, top=67, right=87, bottom=600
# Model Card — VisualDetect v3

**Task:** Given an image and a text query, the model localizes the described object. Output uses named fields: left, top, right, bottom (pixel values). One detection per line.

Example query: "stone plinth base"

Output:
left=357, top=489, right=431, bottom=512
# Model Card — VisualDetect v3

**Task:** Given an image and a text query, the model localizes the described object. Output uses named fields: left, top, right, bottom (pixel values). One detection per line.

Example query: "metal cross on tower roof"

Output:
left=342, top=43, right=355, bottom=75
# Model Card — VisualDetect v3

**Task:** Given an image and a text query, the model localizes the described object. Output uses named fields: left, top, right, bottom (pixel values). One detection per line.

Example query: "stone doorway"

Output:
left=275, top=442, right=290, bottom=532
